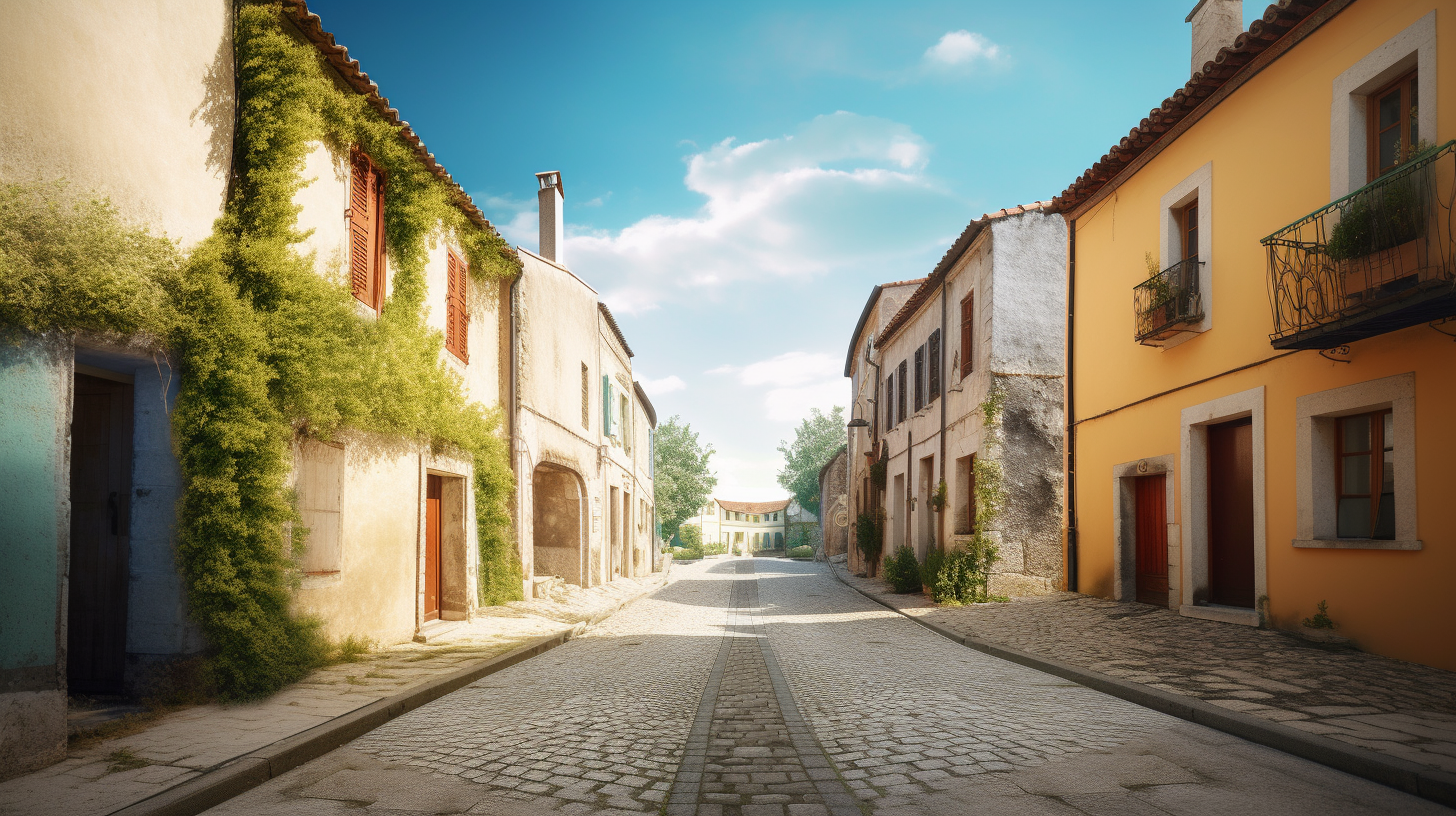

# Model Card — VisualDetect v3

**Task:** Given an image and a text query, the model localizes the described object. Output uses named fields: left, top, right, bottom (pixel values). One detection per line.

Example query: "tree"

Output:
left=776, top=405, right=845, bottom=517
left=653, top=415, right=717, bottom=541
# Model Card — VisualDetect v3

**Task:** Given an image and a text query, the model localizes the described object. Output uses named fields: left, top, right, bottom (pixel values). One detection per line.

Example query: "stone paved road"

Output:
left=206, top=559, right=1450, bottom=816
left=836, top=564, right=1456, bottom=775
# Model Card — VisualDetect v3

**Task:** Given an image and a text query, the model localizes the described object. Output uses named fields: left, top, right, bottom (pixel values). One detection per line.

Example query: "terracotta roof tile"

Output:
left=1052, top=0, right=1333, bottom=213
left=280, top=1, right=510, bottom=250
left=716, top=499, right=792, bottom=514
left=876, top=201, right=1053, bottom=349
left=598, top=302, right=634, bottom=358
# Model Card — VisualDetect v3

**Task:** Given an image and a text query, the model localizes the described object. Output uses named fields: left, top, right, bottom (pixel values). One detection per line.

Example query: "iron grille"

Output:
left=1263, top=141, right=1456, bottom=349
left=1133, top=257, right=1204, bottom=344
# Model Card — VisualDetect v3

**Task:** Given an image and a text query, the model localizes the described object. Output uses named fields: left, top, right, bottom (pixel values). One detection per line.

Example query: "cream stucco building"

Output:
left=515, top=172, right=659, bottom=593
left=0, top=1, right=655, bottom=781
left=682, top=499, right=791, bottom=554
left=845, top=204, right=1067, bottom=595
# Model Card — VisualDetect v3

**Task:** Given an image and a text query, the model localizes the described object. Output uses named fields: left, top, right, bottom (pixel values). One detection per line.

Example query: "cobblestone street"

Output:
left=206, top=559, right=1449, bottom=815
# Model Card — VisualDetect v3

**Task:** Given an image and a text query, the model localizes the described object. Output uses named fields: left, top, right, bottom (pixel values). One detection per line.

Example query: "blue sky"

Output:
left=309, top=0, right=1263, bottom=499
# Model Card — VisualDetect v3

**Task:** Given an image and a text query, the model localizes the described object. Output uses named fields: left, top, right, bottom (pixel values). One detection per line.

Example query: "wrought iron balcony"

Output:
left=1263, top=141, right=1456, bottom=350
left=1133, top=257, right=1204, bottom=344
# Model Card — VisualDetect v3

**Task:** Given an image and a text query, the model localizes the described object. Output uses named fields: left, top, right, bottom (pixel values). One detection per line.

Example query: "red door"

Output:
left=1208, top=418, right=1255, bottom=608
left=1134, top=474, right=1168, bottom=608
left=68, top=374, right=133, bottom=694
left=425, top=474, right=442, bottom=621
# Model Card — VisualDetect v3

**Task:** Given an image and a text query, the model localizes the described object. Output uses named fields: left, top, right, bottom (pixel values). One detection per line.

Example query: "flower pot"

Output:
left=1341, top=238, right=1422, bottom=303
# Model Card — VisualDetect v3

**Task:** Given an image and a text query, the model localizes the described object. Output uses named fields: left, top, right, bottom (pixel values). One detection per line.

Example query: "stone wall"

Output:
left=818, top=447, right=849, bottom=556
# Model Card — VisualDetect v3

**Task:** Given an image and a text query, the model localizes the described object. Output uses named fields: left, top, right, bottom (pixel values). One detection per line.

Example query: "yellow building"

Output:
left=1061, top=0, right=1455, bottom=670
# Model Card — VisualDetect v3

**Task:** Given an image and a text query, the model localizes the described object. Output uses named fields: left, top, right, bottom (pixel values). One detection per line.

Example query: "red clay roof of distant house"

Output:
left=716, top=499, right=791, bottom=514
left=876, top=202, right=1053, bottom=349
left=281, top=1, right=506, bottom=244
left=1052, top=0, right=1334, bottom=214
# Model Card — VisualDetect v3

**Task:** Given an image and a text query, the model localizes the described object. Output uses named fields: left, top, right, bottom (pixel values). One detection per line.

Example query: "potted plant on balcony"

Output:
left=1326, top=139, right=1435, bottom=299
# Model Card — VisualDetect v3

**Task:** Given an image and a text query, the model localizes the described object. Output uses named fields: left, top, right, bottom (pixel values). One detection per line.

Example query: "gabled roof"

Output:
left=844, top=278, right=927, bottom=377
left=1052, top=0, right=1334, bottom=214
left=818, top=444, right=848, bottom=484
left=281, top=0, right=503, bottom=238
left=598, top=302, right=634, bottom=358
left=716, top=499, right=792, bottom=514
left=876, top=202, right=1052, bottom=349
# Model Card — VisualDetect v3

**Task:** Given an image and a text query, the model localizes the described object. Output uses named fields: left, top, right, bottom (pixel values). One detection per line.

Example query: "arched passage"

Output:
left=532, top=463, right=585, bottom=587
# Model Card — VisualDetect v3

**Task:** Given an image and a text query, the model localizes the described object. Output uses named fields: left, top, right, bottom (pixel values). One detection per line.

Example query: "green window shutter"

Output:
left=602, top=376, right=611, bottom=436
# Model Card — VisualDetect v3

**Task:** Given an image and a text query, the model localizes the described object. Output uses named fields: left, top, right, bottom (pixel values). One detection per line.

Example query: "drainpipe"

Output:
left=938, top=276, right=948, bottom=552
left=1065, top=219, right=1079, bottom=593
left=509, top=274, right=521, bottom=592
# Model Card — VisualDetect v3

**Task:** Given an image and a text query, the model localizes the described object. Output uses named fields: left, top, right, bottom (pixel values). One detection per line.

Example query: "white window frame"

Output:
left=1330, top=11, right=1437, bottom=200
left=1293, top=372, right=1419, bottom=550
left=1156, top=161, right=1213, bottom=349
left=1178, top=386, right=1265, bottom=627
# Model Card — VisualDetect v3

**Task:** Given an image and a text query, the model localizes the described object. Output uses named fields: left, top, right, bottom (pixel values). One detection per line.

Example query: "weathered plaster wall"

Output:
left=0, top=0, right=232, bottom=246
left=292, top=436, right=424, bottom=645
left=0, top=337, right=70, bottom=779
left=989, top=213, right=1067, bottom=376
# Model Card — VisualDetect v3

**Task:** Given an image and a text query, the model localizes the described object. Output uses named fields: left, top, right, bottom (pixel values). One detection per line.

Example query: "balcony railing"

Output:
left=1263, top=141, right=1456, bottom=349
left=1134, top=257, right=1204, bottom=344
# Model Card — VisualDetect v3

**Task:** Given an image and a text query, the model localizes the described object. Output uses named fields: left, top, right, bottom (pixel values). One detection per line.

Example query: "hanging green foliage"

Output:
left=0, top=2, right=523, bottom=700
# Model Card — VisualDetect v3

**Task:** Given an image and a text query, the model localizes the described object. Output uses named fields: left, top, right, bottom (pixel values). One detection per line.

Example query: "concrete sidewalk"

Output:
left=0, top=571, right=668, bottom=816
left=833, top=564, right=1456, bottom=777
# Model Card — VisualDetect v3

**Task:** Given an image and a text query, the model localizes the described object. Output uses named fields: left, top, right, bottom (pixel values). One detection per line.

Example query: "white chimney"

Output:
left=535, top=171, right=565, bottom=265
left=1186, top=0, right=1242, bottom=77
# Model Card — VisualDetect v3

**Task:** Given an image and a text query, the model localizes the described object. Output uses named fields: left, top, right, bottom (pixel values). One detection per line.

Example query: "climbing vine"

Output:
left=0, top=2, right=523, bottom=700
left=934, top=384, right=1008, bottom=605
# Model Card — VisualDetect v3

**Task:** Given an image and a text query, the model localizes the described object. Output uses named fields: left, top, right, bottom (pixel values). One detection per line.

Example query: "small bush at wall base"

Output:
left=920, top=547, right=946, bottom=594
left=934, top=540, right=999, bottom=605
left=882, top=546, right=922, bottom=593
left=787, top=545, right=814, bottom=558
left=855, top=511, right=883, bottom=573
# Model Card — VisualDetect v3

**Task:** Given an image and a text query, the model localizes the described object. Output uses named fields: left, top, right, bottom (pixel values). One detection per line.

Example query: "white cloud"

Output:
left=711, top=352, right=845, bottom=423
left=922, top=30, right=1002, bottom=69
left=552, top=112, right=957, bottom=315
left=636, top=374, right=686, bottom=395
left=579, top=192, right=612, bottom=208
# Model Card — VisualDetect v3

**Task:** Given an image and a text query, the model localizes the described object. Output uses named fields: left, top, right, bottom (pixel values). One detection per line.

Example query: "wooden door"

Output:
left=424, top=474, right=442, bottom=622
left=1133, top=474, right=1168, bottom=608
left=1208, top=418, right=1255, bottom=608
left=68, top=374, right=133, bottom=694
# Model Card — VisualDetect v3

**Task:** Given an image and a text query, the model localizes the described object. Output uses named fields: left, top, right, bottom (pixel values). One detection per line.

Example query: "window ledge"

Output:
left=1179, top=604, right=1259, bottom=627
left=1293, top=538, right=1422, bottom=551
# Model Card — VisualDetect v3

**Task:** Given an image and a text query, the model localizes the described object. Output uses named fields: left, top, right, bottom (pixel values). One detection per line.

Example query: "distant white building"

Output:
left=681, top=498, right=792, bottom=553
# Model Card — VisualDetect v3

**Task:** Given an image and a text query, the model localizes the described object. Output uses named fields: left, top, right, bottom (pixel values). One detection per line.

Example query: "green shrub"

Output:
left=920, top=547, right=946, bottom=594
left=786, top=545, right=814, bottom=558
left=882, top=546, right=922, bottom=593
left=933, top=539, right=1002, bottom=604
left=672, top=544, right=703, bottom=561
left=855, top=511, right=883, bottom=571
left=702, top=541, right=727, bottom=556
left=677, top=525, right=702, bottom=548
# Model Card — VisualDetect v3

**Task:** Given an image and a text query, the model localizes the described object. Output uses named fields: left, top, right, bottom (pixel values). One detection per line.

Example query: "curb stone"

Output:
left=828, top=563, right=1456, bottom=810
left=109, top=571, right=668, bottom=816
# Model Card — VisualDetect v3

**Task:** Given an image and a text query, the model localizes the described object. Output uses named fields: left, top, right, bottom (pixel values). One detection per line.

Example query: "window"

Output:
left=913, top=345, right=925, bottom=413
left=1368, top=71, right=1418, bottom=181
left=621, top=393, right=631, bottom=451
left=959, top=293, right=974, bottom=378
left=1336, top=410, right=1394, bottom=539
left=1180, top=200, right=1199, bottom=262
left=445, top=249, right=469, bottom=361
left=885, top=372, right=895, bottom=428
left=954, top=454, right=975, bottom=535
left=897, top=360, right=908, bottom=422
left=348, top=150, right=386, bottom=310
left=602, top=376, right=616, bottom=438
left=297, top=442, right=344, bottom=575
left=581, top=364, right=590, bottom=430
left=927, top=329, right=941, bottom=404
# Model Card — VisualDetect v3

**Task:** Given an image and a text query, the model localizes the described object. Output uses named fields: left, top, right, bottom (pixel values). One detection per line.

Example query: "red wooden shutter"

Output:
left=960, top=292, right=974, bottom=377
left=349, top=152, right=382, bottom=310
left=445, top=250, right=469, bottom=361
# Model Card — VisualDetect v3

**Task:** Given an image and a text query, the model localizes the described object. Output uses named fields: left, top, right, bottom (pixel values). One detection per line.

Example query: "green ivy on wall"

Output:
left=0, top=1, right=523, bottom=700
